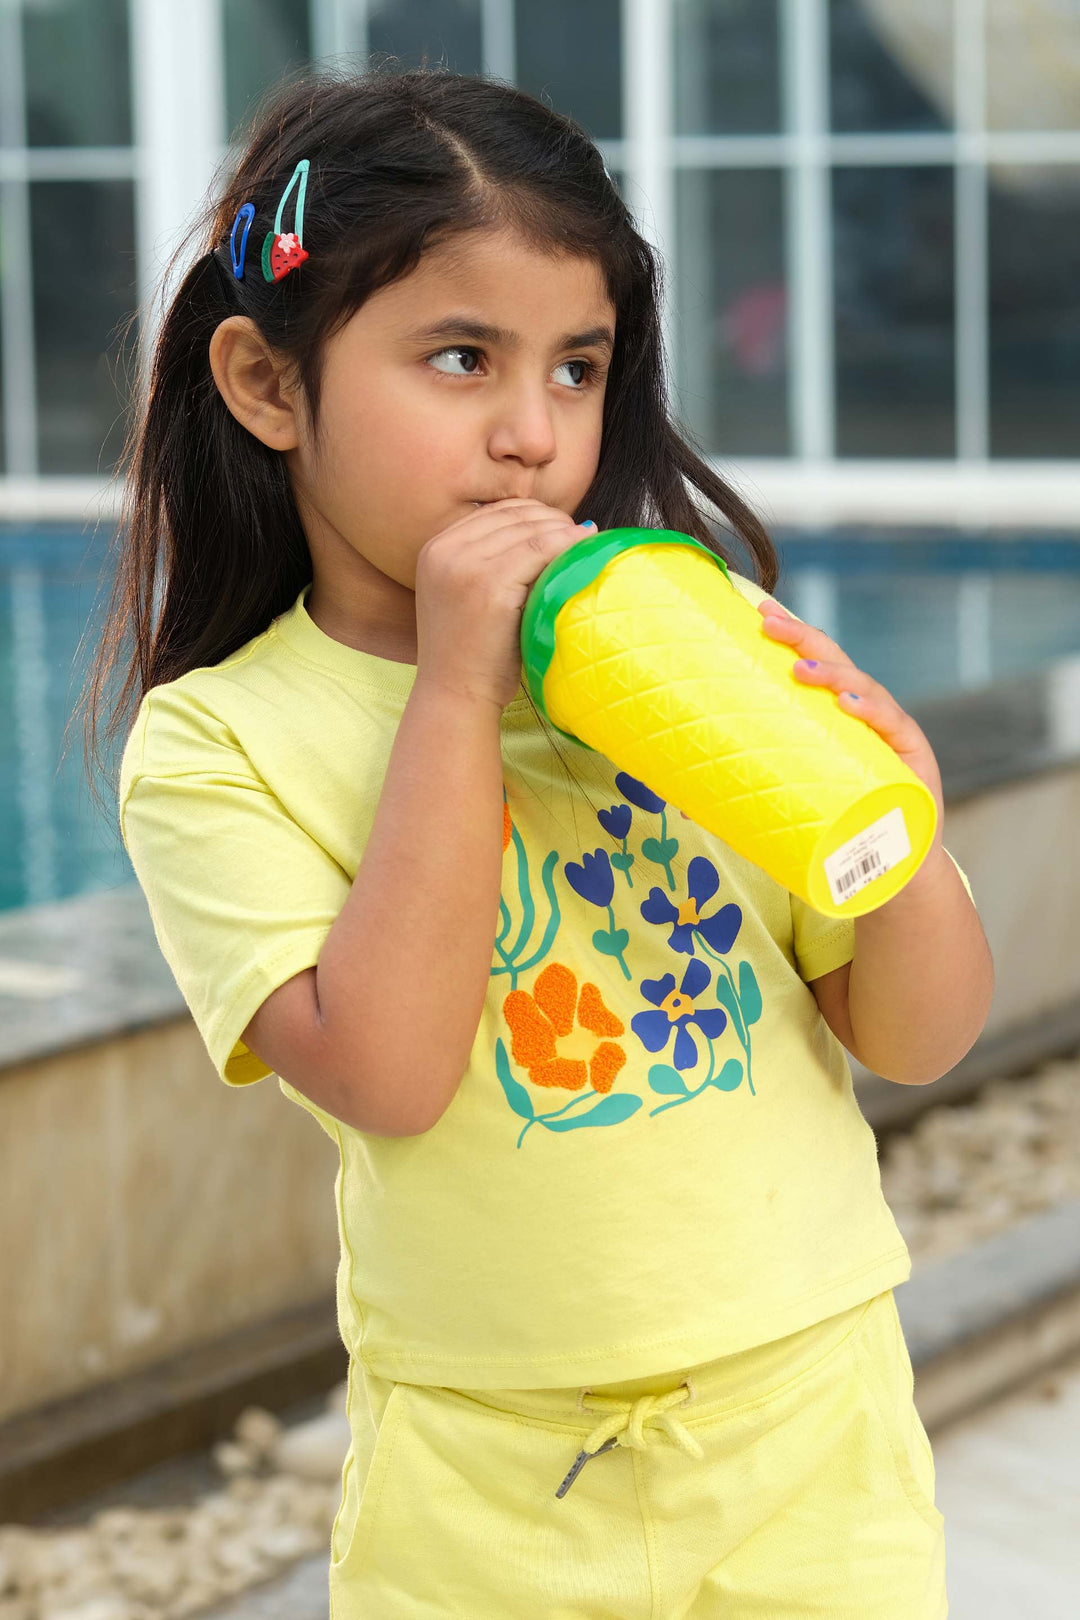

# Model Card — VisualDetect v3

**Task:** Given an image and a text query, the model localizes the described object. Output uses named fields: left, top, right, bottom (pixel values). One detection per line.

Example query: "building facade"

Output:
left=0, top=0, right=1078, bottom=525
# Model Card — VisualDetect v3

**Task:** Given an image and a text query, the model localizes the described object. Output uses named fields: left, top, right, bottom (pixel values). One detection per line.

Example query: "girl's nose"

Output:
left=487, top=386, right=559, bottom=466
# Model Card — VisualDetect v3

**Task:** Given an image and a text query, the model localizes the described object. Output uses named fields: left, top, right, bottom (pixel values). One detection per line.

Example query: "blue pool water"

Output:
left=3, top=522, right=1080, bottom=916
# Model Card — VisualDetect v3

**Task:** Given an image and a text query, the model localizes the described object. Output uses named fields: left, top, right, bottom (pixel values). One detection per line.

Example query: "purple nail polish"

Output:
left=845, top=692, right=859, bottom=700
left=803, top=660, right=818, bottom=668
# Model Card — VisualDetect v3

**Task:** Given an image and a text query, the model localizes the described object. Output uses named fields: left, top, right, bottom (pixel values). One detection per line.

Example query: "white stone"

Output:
left=212, top=1440, right=258, bottom=1478
left=270, top=1411, right=350, bottom=1483
left=233, top=1407, right=282, bottom=1459
left=39, top=1601, right=140, bottom=1620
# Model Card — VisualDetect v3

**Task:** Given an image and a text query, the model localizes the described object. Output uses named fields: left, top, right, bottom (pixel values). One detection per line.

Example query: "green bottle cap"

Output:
left=519, top=526, right=730, bottom=746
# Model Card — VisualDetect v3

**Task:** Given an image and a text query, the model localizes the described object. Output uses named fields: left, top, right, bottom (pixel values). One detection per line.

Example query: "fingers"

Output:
left=431, top=497, right=579, bottom=548
left=756, top=598, right=856, bottom=672
left=785, top=657, right=878, bottom=705
left=469, top=522, right=592, bottom=571
left=755, top=601, right=939, bottom=771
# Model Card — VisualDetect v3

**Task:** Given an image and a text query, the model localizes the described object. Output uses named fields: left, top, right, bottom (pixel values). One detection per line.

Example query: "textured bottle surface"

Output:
left=542, top=543, right=937, bottom=917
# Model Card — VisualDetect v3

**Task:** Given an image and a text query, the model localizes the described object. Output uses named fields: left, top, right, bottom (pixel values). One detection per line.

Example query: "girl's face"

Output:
left=286, top=226, right=615, bottom=603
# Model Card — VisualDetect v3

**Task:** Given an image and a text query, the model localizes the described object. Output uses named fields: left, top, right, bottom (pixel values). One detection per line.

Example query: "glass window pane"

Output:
left=368, top=0, right=483, bottom=77
left=833, top=166, right=955, bottom=457
left=515, top=0, right=621, bottom=141
left=31, top=180, right=137, bottom=474
left=829, top=0, right=952, bottom=133
left=23, top=0, right=131, bottom=147
left=674, top=168, right=789, bottom=456
left=224, top=0, right=312, bottom=141
left=673, top=0, right=780, bottom=135
left=990, top=168, right=1080, bottom=456
left=986, top=0, right=1080, bottom=130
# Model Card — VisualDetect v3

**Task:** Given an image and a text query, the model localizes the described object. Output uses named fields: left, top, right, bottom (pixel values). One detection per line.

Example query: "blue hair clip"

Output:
left=229, top=202, right=255, bottom=280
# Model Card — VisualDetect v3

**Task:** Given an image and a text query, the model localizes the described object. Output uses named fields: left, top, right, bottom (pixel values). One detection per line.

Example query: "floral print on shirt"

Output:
left=493, top=776, right=765, bottom=1142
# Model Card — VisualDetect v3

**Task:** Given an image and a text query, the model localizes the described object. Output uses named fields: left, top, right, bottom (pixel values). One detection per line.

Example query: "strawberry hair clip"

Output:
left=229, top=158, right=310, bottom=283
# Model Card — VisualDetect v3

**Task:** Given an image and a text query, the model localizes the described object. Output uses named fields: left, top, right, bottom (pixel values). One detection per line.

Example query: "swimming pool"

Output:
left=2, top=522, right=1079, bottom=915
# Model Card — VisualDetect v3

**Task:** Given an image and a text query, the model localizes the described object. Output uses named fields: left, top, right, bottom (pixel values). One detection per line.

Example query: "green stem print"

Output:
left=640, top=808, right=679, bottom=892
left=610, top=836, right=635, bottom=889
left=695, top=937, right=761, bottom=1095
left=646, top=1034, right=744, bottom=1115
left=495, top=1039, right=642, bottom=1147
left=564, top=851, right=631, bottom=980
left=491, top=824, right=561, bottom=991
left=593, top=902, right=632, bottom=981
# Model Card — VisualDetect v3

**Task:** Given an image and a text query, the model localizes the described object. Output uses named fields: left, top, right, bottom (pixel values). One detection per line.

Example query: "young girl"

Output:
left=89, top=64, right=992, bottom=1618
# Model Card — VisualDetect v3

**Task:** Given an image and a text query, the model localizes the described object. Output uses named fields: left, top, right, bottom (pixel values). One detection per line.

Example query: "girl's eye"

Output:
left=426, top=347, right=599, bottom=388
left=428, top=346, right=482, bottom=376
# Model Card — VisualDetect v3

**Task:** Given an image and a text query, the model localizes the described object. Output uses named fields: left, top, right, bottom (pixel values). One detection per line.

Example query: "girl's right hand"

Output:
left=414, top=498, right=595, bottom=711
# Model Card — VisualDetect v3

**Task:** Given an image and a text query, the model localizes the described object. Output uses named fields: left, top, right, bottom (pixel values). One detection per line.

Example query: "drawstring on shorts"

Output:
left=554, top=1378, right=703, bottom=1498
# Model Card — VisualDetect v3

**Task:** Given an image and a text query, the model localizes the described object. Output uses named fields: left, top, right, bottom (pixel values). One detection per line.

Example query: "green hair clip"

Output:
left=261, top=158, right=310, bottom=283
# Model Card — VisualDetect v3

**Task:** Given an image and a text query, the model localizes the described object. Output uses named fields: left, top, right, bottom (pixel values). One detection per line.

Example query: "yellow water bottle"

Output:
left=520, top=527, right=938, bottom=918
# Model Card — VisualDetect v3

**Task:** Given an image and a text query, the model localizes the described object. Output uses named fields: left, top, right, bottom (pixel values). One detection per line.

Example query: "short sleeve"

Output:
left=791, top=848, right=975, bottom=982
left=790, top=899, right=855, bottom=984
left=119, top=693, right=352, bottom=1086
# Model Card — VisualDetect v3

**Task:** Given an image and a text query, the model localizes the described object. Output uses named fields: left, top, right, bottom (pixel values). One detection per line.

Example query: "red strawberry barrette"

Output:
left=262, top=158, right=309, bottom=281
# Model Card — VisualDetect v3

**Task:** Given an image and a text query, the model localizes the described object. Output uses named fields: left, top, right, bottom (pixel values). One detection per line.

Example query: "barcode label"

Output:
left=824, top=808, right=911, bottom=907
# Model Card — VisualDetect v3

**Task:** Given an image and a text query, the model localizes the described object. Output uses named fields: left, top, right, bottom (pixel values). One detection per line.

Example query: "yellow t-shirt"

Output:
left=119, top=574, right=974, bottom=1388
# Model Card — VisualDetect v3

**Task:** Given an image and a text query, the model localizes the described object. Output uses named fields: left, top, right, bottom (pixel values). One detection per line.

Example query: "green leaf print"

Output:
left=592, top=926, right=631, bottom=959
left=494, top=1038, right=535, bottom=1121
left=491, top=829, right=561, bottom=990
left=647, top=1064, right=690, bottom=1096
left=738, top=960, right=762, bottom=1027
left=640, top=835, right=679, bottom=871
left=541, top=1093, right=642, bottom=1131
left=714, top=974, right=746, bottom=1043
left=710, top=1058, right=744, bottom=1092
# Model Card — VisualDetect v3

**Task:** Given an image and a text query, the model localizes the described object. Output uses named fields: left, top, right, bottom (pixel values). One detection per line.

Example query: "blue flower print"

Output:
left=641, top=856, right=742, bottom=957
left=615, top=772, right=665, bottom=814
left=564, top=849, right=631, bottom=980
left=565, top=849, right=615, bottom=908
left=631, top=959, right=728, bottom=1070
left=597, top=804, right=635, bottom=890
left=597, top=805, right=632, bottom=840
left=615, top=773, right=679, bottom=890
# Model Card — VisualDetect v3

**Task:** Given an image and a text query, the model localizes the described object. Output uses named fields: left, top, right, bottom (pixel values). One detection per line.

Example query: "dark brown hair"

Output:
left=77, top=61, right=778, bottom=817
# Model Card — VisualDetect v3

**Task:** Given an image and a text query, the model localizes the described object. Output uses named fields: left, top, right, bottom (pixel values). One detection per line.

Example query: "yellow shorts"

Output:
left=329, top=1288, right=947, bottom=1618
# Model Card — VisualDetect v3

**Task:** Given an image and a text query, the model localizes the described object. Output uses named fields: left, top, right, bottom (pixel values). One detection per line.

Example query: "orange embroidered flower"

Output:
left=503, top=801, right=512, bottom=851
left=503, top=962, right=626, bottom=1093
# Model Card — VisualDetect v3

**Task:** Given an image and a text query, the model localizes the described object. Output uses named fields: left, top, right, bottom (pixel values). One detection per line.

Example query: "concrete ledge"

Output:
left=0, top=884, right=184, bottom=1072
left=0, top=1298, right=344, bottom=1524
left=898, top=1200, right=1080, bottom=1432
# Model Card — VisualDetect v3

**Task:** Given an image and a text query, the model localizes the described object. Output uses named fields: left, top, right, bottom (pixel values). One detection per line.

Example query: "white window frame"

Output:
left=1, top=0, right=1079, bottom=526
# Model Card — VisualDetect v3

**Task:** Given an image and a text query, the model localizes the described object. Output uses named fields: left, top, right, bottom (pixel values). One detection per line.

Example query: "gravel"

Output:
left=880, top=1048, right=1080, bottom=1265
left=0, top=1391, right=350, bottom=1620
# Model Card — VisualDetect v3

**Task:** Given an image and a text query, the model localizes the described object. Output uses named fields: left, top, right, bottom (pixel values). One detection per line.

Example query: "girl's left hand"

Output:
left=757, top=600, right=945, bottom=849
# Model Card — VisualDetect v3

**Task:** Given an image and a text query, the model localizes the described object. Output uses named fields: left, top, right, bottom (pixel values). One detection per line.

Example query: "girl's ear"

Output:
left=208, top=316, right=303, bottom=452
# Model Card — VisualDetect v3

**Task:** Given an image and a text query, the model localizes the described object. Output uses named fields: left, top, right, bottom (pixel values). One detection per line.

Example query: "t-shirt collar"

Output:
left=274, top=582, right=532, bottom=714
